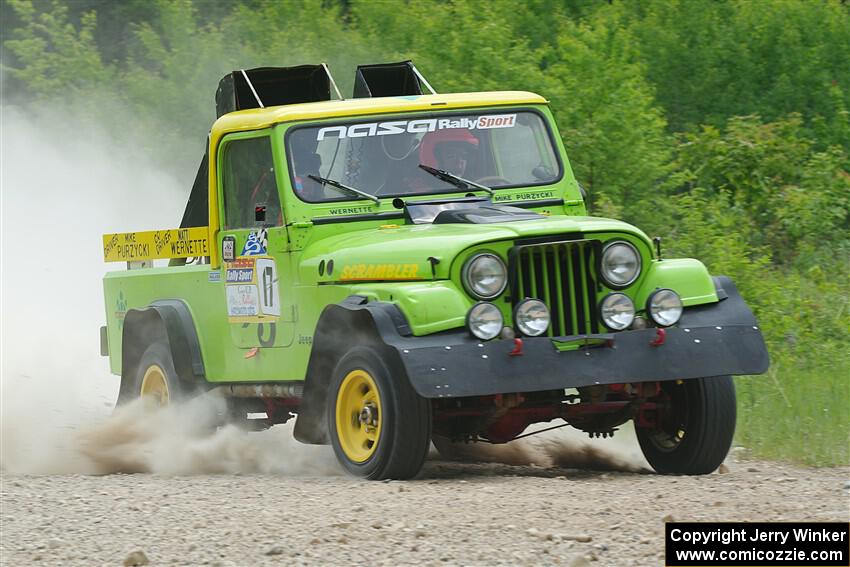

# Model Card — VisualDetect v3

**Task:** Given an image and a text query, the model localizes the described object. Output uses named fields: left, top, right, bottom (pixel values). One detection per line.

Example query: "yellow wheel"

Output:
left=327, top=346, right=431, bottom=480
left=140, top=363, right=170, bottom=405
left=117, top=341, right=186, bottom=407
left=335, top=370, right=382, bottom=463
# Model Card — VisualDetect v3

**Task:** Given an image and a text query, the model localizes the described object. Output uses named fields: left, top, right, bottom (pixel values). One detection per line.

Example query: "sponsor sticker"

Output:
left=316, top=114, right=517, bottom=141
left=226, top=268, right=254, bottom=283
left=241, top=229, right=268, bottom=256
left=224, top=256, right=280, bottom=322
left=115, top=291, right=127, bottom=329
left=222, top=236, right=236, bottom=262
left=226, top=285, right=259, bottom=317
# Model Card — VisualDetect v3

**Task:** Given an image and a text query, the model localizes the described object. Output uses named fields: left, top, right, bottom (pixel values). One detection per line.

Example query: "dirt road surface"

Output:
left=2, top=455, right=848, bottom=567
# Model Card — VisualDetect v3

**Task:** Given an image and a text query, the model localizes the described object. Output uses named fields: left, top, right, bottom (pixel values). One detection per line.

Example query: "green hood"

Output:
left=299, top=215, right=650, bottom=283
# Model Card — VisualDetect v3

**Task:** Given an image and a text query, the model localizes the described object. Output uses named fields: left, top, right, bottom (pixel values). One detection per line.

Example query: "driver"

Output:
left=401, top=128, right=479, bottom=193
left=419, top=129, right=479, bottom=177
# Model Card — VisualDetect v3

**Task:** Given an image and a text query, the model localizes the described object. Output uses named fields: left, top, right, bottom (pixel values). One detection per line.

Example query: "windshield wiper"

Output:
left=418, top=164, right=494, bottom=195
left=308, top=174, right=380, bottom=205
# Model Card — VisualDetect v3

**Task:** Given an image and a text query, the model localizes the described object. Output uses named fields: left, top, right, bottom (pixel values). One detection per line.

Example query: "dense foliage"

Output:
left=2, top=0, right=847, bottom=464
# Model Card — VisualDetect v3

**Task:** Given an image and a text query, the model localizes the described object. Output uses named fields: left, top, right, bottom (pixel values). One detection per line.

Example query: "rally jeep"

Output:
left=100, top=62, right=769, bottom=480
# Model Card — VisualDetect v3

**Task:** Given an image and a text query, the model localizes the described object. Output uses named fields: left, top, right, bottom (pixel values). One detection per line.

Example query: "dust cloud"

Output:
left=0, top=104, right=339, bottom=476
left=433, top=424, right=651, bottom=473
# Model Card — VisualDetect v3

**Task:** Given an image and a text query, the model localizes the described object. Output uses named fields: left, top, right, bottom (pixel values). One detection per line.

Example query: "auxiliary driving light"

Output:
left=599, top=293, right=636, bottom=331
left=647, top=289, right=683, bottom=327
left=514, top=299, right=550, bottom=337
left=466, top=302, right=503, bottom=340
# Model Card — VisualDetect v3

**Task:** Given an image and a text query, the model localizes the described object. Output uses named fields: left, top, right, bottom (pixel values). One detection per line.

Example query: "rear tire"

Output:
left=327, top=346, right=431, bottom=480
left=117, top=341, right=187, bottom=406
left=636, top=376, right=736, bottom=475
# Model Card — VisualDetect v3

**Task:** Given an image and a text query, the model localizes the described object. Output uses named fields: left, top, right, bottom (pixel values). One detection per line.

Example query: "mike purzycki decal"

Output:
left=317, top=114, right=517, bottom=141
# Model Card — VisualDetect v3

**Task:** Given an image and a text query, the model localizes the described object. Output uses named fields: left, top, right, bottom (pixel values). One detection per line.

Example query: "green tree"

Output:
left=622, top=0, right=850, bottom=150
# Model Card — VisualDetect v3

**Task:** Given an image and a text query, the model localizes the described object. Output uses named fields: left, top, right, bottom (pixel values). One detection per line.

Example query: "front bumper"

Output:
left=389, top=276, right=769, bottom=398
left=398, top=324, right=767, bottom=398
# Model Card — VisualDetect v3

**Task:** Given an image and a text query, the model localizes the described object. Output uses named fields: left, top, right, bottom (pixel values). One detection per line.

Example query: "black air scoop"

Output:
left=432, top=205, right=544, bottom=224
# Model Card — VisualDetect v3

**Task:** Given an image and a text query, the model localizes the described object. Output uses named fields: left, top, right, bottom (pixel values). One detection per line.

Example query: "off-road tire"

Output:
left=116, top=341, right=187, bottom=406
left=636, top=376, right=736, bottom=475
left=327, top=346, right=431, bottom=480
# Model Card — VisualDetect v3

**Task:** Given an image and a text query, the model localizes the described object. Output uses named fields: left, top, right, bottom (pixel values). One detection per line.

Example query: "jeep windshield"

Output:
left=286, top=110, right=562, bottom=203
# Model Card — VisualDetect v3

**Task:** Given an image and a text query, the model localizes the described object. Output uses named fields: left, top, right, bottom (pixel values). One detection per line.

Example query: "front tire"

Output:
left=636, top=376, right=736, bottom=475
left=328, top=346, right=431, bottom=480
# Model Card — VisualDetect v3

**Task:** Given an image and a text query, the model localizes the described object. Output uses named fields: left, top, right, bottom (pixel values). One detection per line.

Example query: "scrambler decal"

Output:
left=316, top=114, right=517, bottom=141
left=339, top=263, right=421, bottom=281
left=224, top=256, right=280, bottom=322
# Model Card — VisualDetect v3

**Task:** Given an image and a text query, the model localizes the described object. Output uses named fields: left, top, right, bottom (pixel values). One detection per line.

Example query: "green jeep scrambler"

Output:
left=101, top=62, right=769, bottom=479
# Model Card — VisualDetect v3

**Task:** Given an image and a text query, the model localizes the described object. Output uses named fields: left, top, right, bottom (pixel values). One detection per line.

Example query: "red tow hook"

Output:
left=509, top=338, right=524, bottom=356
left=650, top=328, right=666, bottom=347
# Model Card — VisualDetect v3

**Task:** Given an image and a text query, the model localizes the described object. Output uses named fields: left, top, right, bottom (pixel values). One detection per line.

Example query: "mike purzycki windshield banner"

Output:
left=316, top=114, right=517, bottom=141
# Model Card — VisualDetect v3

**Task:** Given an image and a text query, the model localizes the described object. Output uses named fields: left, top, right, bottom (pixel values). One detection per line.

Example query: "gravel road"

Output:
left=2, top=451, right=848, bottom=567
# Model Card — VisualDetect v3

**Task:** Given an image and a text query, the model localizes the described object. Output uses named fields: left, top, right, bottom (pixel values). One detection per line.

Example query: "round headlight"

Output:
left=462, top=253, right=507, bottom=299
left=601, top=241, right=641, bottom=287
left=647, top=289, right=683, bottom=327
left=466, top=302, right=503, bottom=340
left=514, top=299, right=550, bottom=337
left=599, top=293, right=635, bottom=331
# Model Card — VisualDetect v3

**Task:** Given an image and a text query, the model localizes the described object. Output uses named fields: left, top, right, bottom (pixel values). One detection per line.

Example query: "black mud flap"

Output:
left=293, top=297, right=410, bottom=445
left=122, top=300, right=206, bottom=391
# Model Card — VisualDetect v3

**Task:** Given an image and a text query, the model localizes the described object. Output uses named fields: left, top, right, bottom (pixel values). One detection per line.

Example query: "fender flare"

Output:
left=121, top=299, right=206, bottom=396
left=293, top=296, right=411, bottom=445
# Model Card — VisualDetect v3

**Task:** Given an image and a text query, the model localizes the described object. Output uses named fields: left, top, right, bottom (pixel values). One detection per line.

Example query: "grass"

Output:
left=734, top=358, right=850, bottom=467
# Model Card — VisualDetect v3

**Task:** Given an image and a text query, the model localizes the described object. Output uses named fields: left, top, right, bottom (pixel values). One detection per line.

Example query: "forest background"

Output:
left=1, top=0, right=848, bottom=466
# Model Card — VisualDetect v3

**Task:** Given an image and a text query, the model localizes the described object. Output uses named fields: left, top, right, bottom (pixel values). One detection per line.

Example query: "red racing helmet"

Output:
left=419, top=128, right=480, bottom=168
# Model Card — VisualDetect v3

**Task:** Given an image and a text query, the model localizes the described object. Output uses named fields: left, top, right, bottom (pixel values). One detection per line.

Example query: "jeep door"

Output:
left=216, top=131, right=295, bottom=352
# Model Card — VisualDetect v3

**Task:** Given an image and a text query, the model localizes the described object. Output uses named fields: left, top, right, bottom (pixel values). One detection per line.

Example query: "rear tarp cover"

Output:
left=215, top=65, right=331, bottom=118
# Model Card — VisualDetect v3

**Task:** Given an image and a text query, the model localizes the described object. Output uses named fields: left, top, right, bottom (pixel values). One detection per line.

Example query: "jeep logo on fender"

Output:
left=316, top=114, right=517, bottom=141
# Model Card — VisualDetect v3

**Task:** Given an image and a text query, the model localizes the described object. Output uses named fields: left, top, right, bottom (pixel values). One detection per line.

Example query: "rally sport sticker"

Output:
left=316, top=114, right=517, bottom=141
